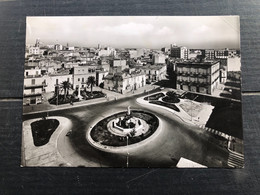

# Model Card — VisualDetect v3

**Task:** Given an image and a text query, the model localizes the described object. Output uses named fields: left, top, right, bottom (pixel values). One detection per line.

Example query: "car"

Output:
left=66, top=130, right=72, bottom=136
left=160, top=87, right=165, bottom=90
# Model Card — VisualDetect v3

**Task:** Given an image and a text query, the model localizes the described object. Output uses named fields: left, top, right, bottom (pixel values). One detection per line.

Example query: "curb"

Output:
left=86, top=112, right=163, bottom=154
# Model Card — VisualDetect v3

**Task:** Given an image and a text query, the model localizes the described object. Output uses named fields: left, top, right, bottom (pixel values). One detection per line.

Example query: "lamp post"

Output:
left=126, top=136, right=129, bottom=168
left=55, top=84, right=59, bottom=106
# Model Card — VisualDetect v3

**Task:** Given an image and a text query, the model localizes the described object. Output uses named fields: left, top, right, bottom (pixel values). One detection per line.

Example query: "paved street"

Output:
left=23, top=93, right=229, bottom=167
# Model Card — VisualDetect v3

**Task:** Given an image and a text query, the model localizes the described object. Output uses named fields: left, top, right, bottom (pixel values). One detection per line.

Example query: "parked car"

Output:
left=66, top=129, right=72, bottom=136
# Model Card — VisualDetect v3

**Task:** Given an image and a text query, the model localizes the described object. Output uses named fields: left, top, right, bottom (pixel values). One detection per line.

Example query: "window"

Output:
left=82, top=78, right=84, bottom=82
left=31, top=88, right=35, bottom=93
left=26, top=71, right=28, bottom=76
left=56, top=79, right=58, bottom=85
left=67, top=78, right=70, bottom=82
left=78, top=78, right=80, bottom=82
left=31, top=79, right=35, bottom=85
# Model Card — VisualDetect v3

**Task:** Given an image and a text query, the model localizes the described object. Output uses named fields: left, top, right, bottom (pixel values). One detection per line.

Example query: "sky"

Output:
left=26, top=16, right=240, bottom=49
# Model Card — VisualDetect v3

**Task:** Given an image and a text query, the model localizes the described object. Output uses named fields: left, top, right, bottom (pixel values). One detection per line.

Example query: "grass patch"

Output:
left=31, top=119, right=59, bottom=146
left=149, top=100, right=180, bottom=112
left=144, top=93, right=165, bottom=101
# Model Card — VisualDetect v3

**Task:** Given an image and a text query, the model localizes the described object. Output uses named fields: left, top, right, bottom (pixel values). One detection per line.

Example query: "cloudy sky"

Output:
left=26, top=16, right=240, bottom=49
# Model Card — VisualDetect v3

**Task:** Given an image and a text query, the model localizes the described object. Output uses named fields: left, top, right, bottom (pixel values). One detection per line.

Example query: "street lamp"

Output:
left=126, top=135, right=129, bottom=168
left=55, top=84, right=59, bottom=106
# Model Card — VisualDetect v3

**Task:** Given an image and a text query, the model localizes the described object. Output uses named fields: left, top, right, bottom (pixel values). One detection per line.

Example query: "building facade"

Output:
left=215, top=49, right=229, bottom=59
left=73, top=65, right=97, bottom=89
left=103, top=69, right=146, bottom=94
left=152, top=54, right=166, bottom=64
left=43, top=74, right=73, bottom=93
left=203, top=49, right=215, bottom=60
left=29, top=47, right=40, bottom=55
left=176, top=61, right=220, bottom=95
left=96, top=70, right=109, bottom=86
left=23, top=68, right=45, bottom=105
left=171, top=46, right=188, bottom=59
left=138, top=64, right=167, bottom=82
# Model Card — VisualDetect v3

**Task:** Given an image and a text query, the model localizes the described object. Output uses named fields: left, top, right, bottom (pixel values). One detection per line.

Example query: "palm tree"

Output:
left=87, top=76, right=96, bottom=94
left=60, top=81, right=72, bottom=100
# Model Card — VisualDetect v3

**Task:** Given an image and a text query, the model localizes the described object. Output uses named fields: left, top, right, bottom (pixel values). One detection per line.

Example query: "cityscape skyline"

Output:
left=26, top=16, right=240, bottom=49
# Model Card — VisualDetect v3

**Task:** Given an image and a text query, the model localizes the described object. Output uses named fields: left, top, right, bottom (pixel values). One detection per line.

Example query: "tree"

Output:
left=60, top=81, right=72, bottom=100
left=87, top=76, right=96, bottom=94
left=99, top=82, right=104, bottom=89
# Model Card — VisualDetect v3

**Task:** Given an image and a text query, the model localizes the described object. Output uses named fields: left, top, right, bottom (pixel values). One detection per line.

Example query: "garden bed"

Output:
left=30, top=119, right=59, bottom=146
left=144, top=93, right=165, bottom=101
left=48, top=95, right=79, bottom=105
left=162, top=96, right=180, bottom=103
left=149, top=100, right=180, bottom=112
left=48, top=91, right=106, bottom=105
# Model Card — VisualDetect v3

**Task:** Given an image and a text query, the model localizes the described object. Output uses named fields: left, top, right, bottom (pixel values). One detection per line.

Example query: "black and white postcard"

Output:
left=22, top=16, right=243, bottom=168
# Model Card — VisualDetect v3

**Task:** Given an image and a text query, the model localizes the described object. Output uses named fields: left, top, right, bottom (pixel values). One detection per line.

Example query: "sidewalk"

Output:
left=23, top=85, right=160, bottom=115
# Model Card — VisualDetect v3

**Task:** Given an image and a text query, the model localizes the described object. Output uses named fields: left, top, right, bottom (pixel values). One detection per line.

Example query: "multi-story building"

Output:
left=176, top=61, right=220, bottom=95
left=43, top=72, right=73, bottom=93
left=161, top=47, right=170, bottom=54
left=228, top=49, right=237, bottom=58
left=218, top=59, right=228, bottom=83
left=129, top=50, right=138, bottom=59
left=215, top=49, right=229, bottom=59
left=152, top=54, right=166, bottom=64
left=23, top=67, right=45, bottom=105
left=98, top=47, right=116, bottom=57
left=29, top=47, right=40, bottom=55
left=73, top=65, right=98, bottom=89
left=54, top=44, right=63, bottom=51
left=170, top=45, right=188, bottom=59
left=103, top=69, right=146, bottom=94
left=202, top=49, right=215, bottom=60
left=96, top=70, right=109, bottom=86
left=137, top=64, right=167, bottom=82
left=112, top=59, right=127, bottom=69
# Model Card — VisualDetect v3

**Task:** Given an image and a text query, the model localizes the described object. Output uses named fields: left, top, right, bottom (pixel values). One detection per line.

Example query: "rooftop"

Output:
left=176, top=60, right=219, bottom=66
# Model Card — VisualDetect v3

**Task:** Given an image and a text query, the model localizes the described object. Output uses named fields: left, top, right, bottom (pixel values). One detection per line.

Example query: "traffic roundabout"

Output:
left=86, top=107, right=162, bottom=153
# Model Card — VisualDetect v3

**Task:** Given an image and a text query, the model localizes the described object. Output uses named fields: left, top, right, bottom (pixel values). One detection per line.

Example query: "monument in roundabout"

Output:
left=87, top=106, right=161, bottom=151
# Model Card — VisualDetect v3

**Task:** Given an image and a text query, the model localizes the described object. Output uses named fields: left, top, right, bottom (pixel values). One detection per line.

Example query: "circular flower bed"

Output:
left=89, top=110, right=159, bottom=147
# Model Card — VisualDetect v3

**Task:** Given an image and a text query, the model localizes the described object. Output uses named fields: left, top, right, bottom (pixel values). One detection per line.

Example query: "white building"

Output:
left=104, top=69, right=146, bottom=94
left=23, top=67, right=44, bottom=105
left=54, top=44, right=63, bottom=51
left=73, top=65, right=97, bottom=89
left=138, top=64, right=167, bottom=82
left=153, top=54, right=166, bottom=64
left=29, top=47, right=40, bottom=55
left=43, top=73, right=73, bottom=93
left=227, top=57, right=241, bottom=72
left=98, top=47, right=116, bottom=57
left=96, top=70, right=109, bottom=86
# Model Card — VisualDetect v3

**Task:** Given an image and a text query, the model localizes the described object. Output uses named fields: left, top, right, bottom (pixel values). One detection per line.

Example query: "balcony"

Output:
left=24, top=83, right=46, bottom=89
left=24, top=75, right=42, bottom=78
left=24, top=92, right=42, bottom=98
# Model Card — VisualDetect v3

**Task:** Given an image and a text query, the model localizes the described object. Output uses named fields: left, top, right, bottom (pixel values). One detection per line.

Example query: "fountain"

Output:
left=88, top=108, right=160, bottom=147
